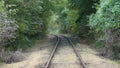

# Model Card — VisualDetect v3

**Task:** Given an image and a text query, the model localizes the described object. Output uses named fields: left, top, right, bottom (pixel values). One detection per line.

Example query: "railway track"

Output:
left=44, top=35, right=86, bottom=68
left=64, top=36, right=86, bottom=68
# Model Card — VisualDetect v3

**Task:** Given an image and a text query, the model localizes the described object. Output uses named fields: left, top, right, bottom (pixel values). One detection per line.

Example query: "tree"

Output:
left=3, top=0, right=51, bottom=50
left=67, top=0, right=98, bottom=37
left=89, top=0, right=120, bottom=58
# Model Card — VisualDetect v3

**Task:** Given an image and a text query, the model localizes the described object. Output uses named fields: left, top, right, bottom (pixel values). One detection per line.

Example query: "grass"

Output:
left=115, top=60, right=120, bottom=64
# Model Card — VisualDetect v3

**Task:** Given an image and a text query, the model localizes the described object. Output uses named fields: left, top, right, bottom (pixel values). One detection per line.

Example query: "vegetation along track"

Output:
left=44, top=35, right=86, bottom=68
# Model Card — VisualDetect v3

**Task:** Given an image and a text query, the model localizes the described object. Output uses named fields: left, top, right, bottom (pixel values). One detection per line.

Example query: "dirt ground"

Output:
left=76, top=43, right=120, bottom=68
left=0, top=35, right=55, bottom=68
left=0, top=35, right=120, bottom=68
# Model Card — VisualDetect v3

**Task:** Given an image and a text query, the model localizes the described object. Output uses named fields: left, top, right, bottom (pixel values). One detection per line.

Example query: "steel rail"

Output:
left=44, top=35, right=60, bottom=68
left=63, top=36, right=86, bottom=68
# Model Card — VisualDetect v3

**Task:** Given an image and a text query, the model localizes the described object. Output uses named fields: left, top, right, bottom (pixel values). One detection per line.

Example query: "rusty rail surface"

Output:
left=44, top=35, right=86, bottom=68
left=63, top=36, right=86, bottom=68
left=44, top=36, right=60, bottom=68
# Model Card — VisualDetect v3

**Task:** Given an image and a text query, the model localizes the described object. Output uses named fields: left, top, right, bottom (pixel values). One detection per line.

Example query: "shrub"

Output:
left=0, top=13, right=17, bottom=47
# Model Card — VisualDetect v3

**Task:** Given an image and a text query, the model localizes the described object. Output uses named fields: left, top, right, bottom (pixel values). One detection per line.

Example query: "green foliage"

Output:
left=46, top=0, right=68, bottom=34
left=65, top=9, right=79, bottom=34
left=89, top=0, right=120, bottom=59
left=47, top=14, right=61, bottom=34
left=17, top=22, right=27, bottom=33
left=0, top=13, right=17, bottom=47
left=66, top=0, right=98, bottom=37
left=0, top=0, right=4, bottom=12
left=89, top=0, right=120, bottom=42
left=3, top=0, right=50, bottom=50
left=94, top=40, right=105, bottom=49
left=89, top=0, right=120, bottom=31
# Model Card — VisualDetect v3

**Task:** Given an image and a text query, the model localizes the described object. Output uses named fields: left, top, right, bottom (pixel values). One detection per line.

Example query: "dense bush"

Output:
left=0, top=13, right=17, bottom=48
left=3, top=0, right=49, bottom=50
left=89, top=0, right=120, bottom=58
left=0, top=1, right=17, bottom=48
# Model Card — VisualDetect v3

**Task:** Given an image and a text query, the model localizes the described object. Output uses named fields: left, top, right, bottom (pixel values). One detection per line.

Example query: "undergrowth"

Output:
left=6, top=34, right=45, bottom=51
left=94, top=40, right=105, bottom=49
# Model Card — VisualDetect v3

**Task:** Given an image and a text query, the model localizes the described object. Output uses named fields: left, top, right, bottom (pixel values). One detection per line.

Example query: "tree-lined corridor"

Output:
left=0, top=0, right=120, bottom=68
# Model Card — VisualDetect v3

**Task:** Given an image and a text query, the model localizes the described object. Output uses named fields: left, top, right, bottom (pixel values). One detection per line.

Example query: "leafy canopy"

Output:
left=89, top=0, right=120, bottom=31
